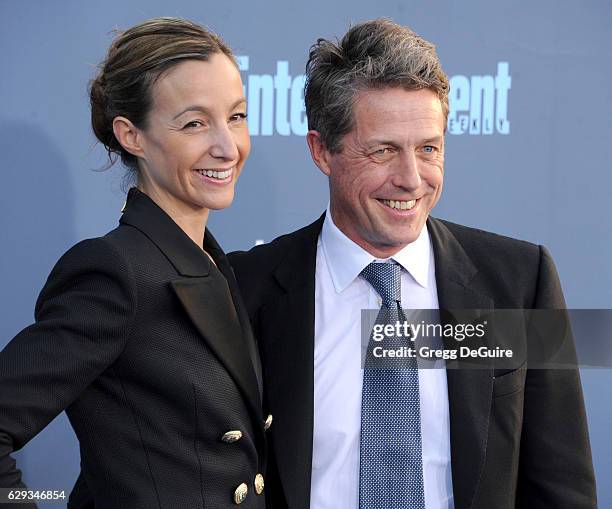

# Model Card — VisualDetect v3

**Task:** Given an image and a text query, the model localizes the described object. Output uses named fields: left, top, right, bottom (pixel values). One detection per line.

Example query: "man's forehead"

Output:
left=350, top=88, right=445, bottom=141
left=353, top=87, right=443, bottom=116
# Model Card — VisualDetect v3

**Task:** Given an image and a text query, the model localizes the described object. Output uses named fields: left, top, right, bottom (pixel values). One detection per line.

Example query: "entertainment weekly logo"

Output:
left=237, top=56, right=512, bottom=137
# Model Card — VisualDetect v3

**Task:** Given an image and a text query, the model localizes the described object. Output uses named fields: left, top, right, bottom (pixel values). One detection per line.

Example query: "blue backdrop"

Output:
left=1, top=1, right=611, bottom=506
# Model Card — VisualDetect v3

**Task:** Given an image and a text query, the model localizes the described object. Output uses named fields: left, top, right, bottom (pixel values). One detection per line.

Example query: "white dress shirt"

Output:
left=310, top=210, right=454, bottom=509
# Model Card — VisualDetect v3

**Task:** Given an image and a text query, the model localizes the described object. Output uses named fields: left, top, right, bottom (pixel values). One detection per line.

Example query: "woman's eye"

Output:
left=183, top=120, right=204, bottom=129
left=230, top=112, right=248, bottom=122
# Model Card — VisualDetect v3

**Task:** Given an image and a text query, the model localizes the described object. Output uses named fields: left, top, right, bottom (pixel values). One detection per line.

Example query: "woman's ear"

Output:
left=112, top=116, right=145, bottom=159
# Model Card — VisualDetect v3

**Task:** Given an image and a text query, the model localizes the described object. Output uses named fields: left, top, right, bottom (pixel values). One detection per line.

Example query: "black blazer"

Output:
left=0, top=188, right=267, bottom=508
left=228, top=214, right=597, bottom=509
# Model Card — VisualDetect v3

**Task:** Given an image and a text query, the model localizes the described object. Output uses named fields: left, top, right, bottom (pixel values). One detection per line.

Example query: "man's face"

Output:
left=312, top=87, right=445, bottom=258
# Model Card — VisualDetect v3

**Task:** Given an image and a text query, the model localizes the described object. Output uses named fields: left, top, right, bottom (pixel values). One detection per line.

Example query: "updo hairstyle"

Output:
left=89, top=17, right=235, bottom=172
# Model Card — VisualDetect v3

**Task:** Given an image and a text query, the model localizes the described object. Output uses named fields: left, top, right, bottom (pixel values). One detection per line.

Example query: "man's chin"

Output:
left=363, top=231, right=421, bottom=257
left=377, top=220, right=425, bottom=244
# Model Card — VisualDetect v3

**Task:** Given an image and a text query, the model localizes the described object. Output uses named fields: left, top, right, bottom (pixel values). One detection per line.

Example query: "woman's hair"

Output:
left=89, top=17, right=235, bottom=173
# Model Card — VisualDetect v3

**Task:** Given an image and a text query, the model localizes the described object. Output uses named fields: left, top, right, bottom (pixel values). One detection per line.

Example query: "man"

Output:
left=229, top=19, right=596, bottom=509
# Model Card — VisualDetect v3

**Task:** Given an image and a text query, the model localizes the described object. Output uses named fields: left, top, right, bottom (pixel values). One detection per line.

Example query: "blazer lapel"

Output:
left=428, top=217, right=495, bottom=509
left=258, top=216, right=323, bottom=509
left=171, top=274, right=264, bottom=432
left=120, top=188, right=263, bottom=433
left=203, top=229, right=263, bottom=398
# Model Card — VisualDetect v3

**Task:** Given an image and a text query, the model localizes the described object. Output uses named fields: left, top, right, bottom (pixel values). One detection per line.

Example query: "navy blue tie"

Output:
left=359, top=262, right=425, bottom=509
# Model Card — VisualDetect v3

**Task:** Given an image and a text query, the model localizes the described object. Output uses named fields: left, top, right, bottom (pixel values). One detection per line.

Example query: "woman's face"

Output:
left=135, top=54, right=249, bottom=222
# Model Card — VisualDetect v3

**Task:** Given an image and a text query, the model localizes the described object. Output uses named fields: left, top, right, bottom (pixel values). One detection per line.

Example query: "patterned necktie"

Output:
left=359, top=262, right=425, bottom=509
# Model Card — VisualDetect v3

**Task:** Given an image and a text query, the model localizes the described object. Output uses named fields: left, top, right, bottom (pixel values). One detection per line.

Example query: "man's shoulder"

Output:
left=431, top=217, right=558, bottom=307
left=228, top=215, right=323, bottom=275
left=228, top=216, right=323, bottom=308
left=432, top=217, right=540, bottom=258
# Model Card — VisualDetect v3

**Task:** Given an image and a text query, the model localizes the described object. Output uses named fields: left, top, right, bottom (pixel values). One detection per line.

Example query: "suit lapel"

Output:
left=258, top=217, right=323, bottom=509
left=428, top=217, right=495, bottom=509
left=120, top=188, right=263, bottom=433
left=262, top=214, right=496, bottom=509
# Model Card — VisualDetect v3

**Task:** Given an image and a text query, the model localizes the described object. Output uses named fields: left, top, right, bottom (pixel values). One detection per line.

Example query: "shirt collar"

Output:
left=320, top=205, right=432, bottom=293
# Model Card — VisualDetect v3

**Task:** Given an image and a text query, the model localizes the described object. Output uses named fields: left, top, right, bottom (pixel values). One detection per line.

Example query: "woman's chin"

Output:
left=201, top=194, right=235, bottom=212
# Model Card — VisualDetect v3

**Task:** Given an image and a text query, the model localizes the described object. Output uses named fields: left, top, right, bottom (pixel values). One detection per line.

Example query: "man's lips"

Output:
left=378, top=198, right=418, bottom=211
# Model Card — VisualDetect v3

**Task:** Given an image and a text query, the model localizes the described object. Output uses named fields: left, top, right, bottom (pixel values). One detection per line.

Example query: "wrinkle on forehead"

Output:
left=351, top=87, right=445, bottom=143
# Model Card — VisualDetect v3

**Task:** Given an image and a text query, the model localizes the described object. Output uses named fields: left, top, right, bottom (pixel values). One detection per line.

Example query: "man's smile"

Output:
left=378, top=198, right=418, bottom=210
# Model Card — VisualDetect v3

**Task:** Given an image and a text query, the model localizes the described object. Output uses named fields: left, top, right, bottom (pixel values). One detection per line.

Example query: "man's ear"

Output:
left=306, top=130, right=333, bottom=177
left=112, top=116, right=145, bottom=159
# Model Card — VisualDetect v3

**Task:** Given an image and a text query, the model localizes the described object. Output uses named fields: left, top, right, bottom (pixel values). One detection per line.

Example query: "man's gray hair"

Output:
left=304, top=18, right=450, bottom=153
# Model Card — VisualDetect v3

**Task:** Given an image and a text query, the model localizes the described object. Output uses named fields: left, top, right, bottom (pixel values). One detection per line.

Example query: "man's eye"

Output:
left=373, top=148, right=392, bottom=155
left=423, top=145, right=436, bottom=153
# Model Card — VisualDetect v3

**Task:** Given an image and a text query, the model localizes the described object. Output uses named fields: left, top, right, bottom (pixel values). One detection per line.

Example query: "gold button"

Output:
left=233, top=483, right=248, bottom=504
left=264, top=414, right=273, bottom=431
left=254, top=473, right=264, bottom=495
left=221, top=430, right=243, bottom=443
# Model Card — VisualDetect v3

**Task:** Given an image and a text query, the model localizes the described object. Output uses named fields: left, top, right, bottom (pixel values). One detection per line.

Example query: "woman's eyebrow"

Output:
left=172, top=98, right=247, bottom=120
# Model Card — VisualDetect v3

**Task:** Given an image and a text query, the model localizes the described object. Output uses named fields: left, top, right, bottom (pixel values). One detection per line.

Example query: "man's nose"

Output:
left=391, top=151, right=421, bottom=189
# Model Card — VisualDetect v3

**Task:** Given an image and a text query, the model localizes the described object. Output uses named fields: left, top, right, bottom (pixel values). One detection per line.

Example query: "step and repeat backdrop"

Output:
left=1, top=0, right=611, bottom=506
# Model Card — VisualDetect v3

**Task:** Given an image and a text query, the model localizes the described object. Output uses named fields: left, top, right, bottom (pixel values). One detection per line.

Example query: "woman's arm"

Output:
left=0, top=237, right=137, bottom=488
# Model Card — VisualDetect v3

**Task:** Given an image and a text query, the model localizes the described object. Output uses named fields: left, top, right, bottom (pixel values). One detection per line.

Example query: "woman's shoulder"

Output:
left=62, top=222, right=160, bottom=267
left=43, top=231, right=135, bottom=290
left=55, top=224, right=141, bottom=270
left=47, top=219, right=192, bottom=298
left=34, top=230, right=139, bottom=323
left=41, top=223, right=152, bottom=298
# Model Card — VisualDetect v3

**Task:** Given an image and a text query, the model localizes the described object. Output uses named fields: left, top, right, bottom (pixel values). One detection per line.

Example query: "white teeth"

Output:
left=381, top=199, right=417, bottom=210
left=197, top=168, right=233, bottom=179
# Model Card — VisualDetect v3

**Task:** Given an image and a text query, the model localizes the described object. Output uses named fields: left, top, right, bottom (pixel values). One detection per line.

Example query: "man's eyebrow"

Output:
left=172, top=98, right=247, bottom=121
left=364, top=135, right=444, bottom=148
left=365, top=139, right=401, bottom=148
left=422, top=135, right=444, bottom=145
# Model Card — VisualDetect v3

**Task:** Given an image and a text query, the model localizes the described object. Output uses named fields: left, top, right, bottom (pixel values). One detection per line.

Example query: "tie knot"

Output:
left=361, top=261, right=401, bottom=308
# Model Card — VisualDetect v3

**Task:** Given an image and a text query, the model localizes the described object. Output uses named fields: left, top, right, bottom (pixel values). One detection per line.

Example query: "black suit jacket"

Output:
left=228, top=214, right=597, bottom=509
left=0, top=188, right=267, bottom=508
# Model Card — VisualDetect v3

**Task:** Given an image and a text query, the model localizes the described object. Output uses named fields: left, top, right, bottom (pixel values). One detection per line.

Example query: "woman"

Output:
left=0, top=17, right=267, bottom=508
